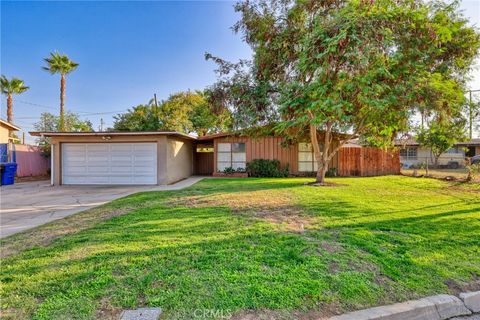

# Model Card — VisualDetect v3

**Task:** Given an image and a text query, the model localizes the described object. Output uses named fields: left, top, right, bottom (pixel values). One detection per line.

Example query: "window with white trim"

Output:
left=399, top=147, right=417, bottom=159
left=298, top=143, right=319, bottom=172
left=217, top=143, right=246, bottom=171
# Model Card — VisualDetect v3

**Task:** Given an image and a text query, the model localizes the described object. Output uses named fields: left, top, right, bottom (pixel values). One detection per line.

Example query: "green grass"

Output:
left=1, top=176, right=479, bottom=319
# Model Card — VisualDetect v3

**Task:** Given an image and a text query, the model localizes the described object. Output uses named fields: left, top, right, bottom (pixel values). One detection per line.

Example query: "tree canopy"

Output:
left=207, top=0, right=480, bottom=183
left=113, top=91, right=232, bottom=136
left=42, top=52, right=79, bottom=76
left=0, top=75, right=29, bottom=123
left=34, top=112, right=93, bottom=155
left=43, top=51, right=79, bottom=131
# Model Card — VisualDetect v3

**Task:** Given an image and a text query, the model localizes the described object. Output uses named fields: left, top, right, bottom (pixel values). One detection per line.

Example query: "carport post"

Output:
left=50, top=144, right=54, bottom=186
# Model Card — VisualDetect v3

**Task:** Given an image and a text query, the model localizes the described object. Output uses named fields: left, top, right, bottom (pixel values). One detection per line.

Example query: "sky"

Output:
left=1, top=0, right=252, bottom=143
left=1, top=0, right=479, bottom=144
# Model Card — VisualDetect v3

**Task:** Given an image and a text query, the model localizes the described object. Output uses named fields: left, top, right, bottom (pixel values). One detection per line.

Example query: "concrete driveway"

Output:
left=0, top=177, right=204, bottom=238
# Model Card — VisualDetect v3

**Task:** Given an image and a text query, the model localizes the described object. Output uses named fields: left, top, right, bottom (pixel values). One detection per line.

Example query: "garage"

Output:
left=29, top=131, right=195, bottom=186
left=62, top=142, right=157, bottom=185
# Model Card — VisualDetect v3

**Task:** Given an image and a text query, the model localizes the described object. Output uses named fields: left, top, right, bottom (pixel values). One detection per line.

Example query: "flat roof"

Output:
left=0, top=119, right=21, bottom=131
left=29, top=131, right=197, bottom=140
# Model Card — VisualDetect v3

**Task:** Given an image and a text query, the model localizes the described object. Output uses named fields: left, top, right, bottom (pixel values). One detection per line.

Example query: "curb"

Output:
left=329, top=291, right=480, bottom=320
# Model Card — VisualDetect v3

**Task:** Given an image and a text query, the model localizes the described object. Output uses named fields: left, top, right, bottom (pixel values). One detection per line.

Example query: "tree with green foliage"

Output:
left=0, top=75, right=29, bottom=123
left=207, top=0, right=480, bottom=184
left=113, top=104, right=159, bottom=132
left=417, top=119, right=466, bottom=168
left=113, top=91, right=232, bottom=135
left=43, top=52, right=79, bottom=132
left=34, top=111, right=92, bottom=156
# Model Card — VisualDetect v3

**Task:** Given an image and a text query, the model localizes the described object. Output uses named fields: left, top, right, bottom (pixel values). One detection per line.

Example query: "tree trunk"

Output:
left=310, top=123, right=332, bottom=184
left=434, top=154, right=440, bottom=168
left=60, top=74, right=66, bottom=131
left=7, top=94, right=13, bottom=123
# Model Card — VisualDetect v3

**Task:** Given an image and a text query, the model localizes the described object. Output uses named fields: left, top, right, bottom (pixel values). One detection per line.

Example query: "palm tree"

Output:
left=0, top=76, right=29, bottom=123
left=43, top=51, right=79, bottom=131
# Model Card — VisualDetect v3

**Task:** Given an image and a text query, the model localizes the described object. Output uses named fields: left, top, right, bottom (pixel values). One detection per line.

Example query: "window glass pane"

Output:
left=232, top=162, right=246, bottom=170
left=196, top=147, right=214, bottom=153
left=407, top=148, right=417, bottom=157
left=217, top=143, right=231, bottom=152
left=217, top=162, right=232, bottom=171
left=232, top=143, right=245, bottom=152
left=232, top=153, right=246, bottom=162
left=299, top=162, right=313, bottom=172
left=299, top=152, right=313, bottom=161
left=217, top=153, right=231, bottom=162
left=298, top=143, right=312, bottom=152
left=400, top=149, right=407, bottom=157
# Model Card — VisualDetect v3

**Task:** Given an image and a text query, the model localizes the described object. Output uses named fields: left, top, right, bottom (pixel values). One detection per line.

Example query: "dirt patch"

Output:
left=95, top=297, right=122, bottom=320
left=170, top=189, right=293, bottom=211
left=319, top=241, right=343, bottom=254
left=170, top=190, right=311, bottom=232
left=445, top=275, right=480, bottom=294
left=306, top=182, right=348, bottom=187
left=446, top=184, right=480, bottom=194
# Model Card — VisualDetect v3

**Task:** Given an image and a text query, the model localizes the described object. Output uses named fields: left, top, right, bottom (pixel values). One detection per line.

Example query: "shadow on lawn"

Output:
left=4, top=198, right=479, bottom=319
left=2, top=177, right=479, bottom=319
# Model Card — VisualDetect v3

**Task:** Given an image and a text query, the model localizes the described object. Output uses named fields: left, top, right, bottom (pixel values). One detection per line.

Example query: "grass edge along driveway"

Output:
left=1, top=176, right=479, bottom=320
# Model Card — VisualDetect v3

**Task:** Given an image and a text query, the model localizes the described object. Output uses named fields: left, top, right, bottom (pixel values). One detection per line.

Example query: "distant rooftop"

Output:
left=395, top=138, right=480, bottom=147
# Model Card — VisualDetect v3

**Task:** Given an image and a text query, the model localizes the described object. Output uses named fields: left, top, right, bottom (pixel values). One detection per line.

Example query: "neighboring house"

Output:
left=0, top=119, right=20, bottom=143
left=395, top=138, right=480, bottom=168
left=30, top=130, right=400, bottom=186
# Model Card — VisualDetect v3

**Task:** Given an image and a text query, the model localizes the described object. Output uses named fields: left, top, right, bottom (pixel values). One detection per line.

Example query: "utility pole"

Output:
left=470, top=90, right=473, bottom=140
left=99, top=118, right=105, bottom=132
left=466, top=89, right=480, bottom=140
left=153, top=94, right=159, bottom=128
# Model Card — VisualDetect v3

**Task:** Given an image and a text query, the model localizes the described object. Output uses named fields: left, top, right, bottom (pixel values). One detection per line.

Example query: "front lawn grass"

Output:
left=1, top=176, right=479, bottom=319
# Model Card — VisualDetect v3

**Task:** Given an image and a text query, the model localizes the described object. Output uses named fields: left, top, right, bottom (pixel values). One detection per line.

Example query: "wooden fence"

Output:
left=15, top=144, right=50, bottom=177
left=338, top=147, right=400, bottom=177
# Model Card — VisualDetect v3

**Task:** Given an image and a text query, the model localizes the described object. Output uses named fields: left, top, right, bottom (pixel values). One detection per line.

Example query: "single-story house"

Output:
left=395, top=138, right=480, bottom=168
left=30, top=130, right=400, bottom=185
left=0, top=119, right=20, bottom=144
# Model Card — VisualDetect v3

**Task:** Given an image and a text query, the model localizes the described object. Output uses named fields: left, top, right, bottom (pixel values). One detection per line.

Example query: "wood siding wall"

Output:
left=194, top=152, right=214, bottom=175
left=213, top=136, right=339, bottom=175
left=338, top=147, right=400, bottom=176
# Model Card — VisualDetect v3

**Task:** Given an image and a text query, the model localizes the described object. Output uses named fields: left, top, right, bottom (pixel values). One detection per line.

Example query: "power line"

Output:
left=13, top=99, right=128, bottom=115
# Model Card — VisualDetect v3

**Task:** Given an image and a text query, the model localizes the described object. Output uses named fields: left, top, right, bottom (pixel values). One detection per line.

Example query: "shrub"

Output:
left=223, top=167, right=236, bottom=174
left=466, top=164, right=479, bottom=182
left=326, top=167, right=338, bottom=177
left=246, top=159, right=289, bottom=177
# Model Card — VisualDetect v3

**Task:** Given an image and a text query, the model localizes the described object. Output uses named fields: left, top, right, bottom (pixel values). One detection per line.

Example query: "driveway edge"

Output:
left=328, top=291, right=480, bottom=320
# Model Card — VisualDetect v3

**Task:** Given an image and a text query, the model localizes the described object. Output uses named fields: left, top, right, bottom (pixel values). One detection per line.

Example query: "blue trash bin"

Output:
left=1, top=162, right=17, bottom=185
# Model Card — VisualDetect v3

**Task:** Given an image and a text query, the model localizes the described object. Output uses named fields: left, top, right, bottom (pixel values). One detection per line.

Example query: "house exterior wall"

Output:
left=0, top=125, right=10, bottom=143
left=166, top=136, right=193, bottom=184
left=477, top=147, right=480, bottom=155
left=50, top=134, right=192, bottom=185
left=400, top=146, right=466, bottom=168
left=212, top=136, right=339, bottom=175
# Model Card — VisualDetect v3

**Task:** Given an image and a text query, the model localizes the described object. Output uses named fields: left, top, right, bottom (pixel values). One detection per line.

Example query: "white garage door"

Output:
left=62, top=143, right=157, bottom=185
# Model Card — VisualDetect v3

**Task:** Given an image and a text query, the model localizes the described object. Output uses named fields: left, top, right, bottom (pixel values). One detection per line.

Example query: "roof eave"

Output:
left=0, top=120, right=21, bottom=131
left=28, top=131, right=197, bottom=140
